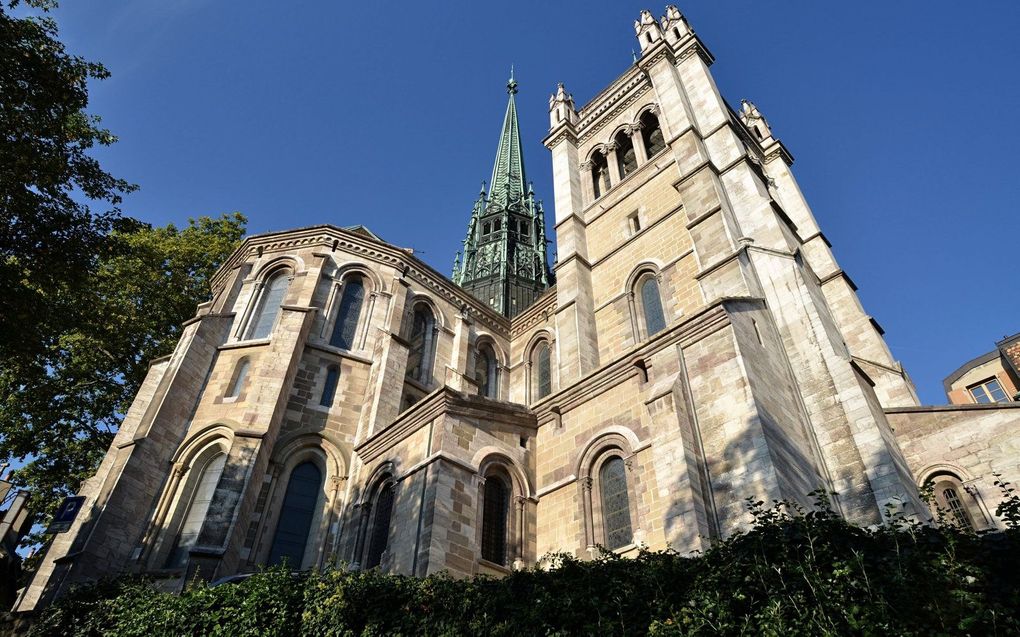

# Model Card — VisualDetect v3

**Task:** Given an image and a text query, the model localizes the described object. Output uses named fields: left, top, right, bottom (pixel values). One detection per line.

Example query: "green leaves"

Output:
left=27, top=504, right=1020, bottom=636
left=0, top=213, right=246, bottom=557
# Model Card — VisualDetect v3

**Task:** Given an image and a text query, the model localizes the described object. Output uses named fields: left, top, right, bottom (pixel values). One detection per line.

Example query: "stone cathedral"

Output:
left=19, top=6, right=1020, bottom=611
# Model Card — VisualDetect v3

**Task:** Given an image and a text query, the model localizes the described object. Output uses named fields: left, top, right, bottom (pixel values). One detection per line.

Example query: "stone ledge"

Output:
left=885, top=403, right=1020, bottom=414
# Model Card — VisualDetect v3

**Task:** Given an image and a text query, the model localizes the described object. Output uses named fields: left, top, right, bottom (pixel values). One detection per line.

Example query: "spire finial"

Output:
left=507, top=65, right=518, bottom=95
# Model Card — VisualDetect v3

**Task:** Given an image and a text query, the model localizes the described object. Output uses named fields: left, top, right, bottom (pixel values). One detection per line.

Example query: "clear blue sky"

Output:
left=38, top=1, right=1020, bottom=405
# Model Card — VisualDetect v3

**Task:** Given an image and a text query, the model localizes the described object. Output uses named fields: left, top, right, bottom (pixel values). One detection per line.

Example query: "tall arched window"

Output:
left=405, top=304, right=436, bottom=385
left=365, top=482, right=395, bottom=569
left=475, top=343, right=498, bottom=399
left=247, top=270, right=290, bottom=340
left=590, top=151, right=611, bottom=199
left=481, top=476, right=509, bottom=565
left=268, top=462, right=322, bottom=567
left=599, top=456, right=633, bottom=550
left=929, top=475, right=979, bottom=530
left=166, top=452, right=227, bottom=568
left=226, top=358, right=250, bottom=398
left=330, top=276, right=365, bottom=350
left=320, top=365, right=340, bottom=407
left=532, top=341, right=552, bottom=401
left=640, top=276, right=666, bottom=337
left=615, top=131, right=637, bottom=178
left=640, top=111, right=665, bottom=159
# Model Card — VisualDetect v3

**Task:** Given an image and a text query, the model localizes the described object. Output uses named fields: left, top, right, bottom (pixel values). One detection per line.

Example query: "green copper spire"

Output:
left=454, top=75, right=552, bottom=319
left=487, top=68, right=527, bottom=210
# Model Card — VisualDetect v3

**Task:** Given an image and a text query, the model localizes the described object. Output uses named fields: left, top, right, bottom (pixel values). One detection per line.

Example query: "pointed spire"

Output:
left=488, top=73, right=526, bottom=208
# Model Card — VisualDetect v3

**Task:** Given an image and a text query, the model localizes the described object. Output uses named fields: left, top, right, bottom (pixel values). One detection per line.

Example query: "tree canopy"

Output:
left=0, top=2, right=247, bottom=550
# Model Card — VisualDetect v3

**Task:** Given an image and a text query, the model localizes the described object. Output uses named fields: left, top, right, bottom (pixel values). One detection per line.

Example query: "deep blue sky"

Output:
left=38, top=1, right=1019, bottom=405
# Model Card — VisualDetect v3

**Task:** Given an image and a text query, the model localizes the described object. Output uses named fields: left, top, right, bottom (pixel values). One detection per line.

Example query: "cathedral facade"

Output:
left=19, top=6, right=1020, bottom=610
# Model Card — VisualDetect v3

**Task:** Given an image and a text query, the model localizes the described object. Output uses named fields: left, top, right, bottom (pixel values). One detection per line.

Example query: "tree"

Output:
left=0, top=213, right=247, bottom=549
left=0, top=1, right=135, bottom=365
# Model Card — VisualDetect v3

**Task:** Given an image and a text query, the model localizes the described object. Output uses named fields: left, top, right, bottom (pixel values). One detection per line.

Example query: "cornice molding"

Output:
left=210, top=225, right=510, bottom=336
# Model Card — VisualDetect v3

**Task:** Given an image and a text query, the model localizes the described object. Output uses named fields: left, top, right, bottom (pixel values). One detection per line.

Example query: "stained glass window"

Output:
left=641, top=277, right=666, bottom=337
left=268, top=462, right=322, bottom=567
left=535, top=342, right=551, bottom=400
left=166, top=453, right=226, bottom=568
left=481, top=478, right=508, bottom=565
left=247, top=271, right=289, bottom=340
left=599, top=456, right=633, bottom=550
left=330, top=277, right=365, bottom=350
left=406, top=306, right=435, bottom=384
left=365, top=483, right=394, bottom=569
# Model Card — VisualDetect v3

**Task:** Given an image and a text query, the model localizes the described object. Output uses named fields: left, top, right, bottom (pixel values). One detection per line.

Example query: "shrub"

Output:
left=28, top=494, right=1020, bottom=636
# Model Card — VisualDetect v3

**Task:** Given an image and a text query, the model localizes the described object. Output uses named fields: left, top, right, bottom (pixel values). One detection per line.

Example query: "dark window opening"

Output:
left=365, top=483, right=394, bottom=568
left=640, top=112, right=666, bottom=159
left=616, top=131, right=637, bottom=178
left=268, top=462, right=322, bottom=567
left=320, top=365, right=339, bottom=407
left=591, top=151, right=611, bottom=199
left=481, top=477, right=509, bottom=565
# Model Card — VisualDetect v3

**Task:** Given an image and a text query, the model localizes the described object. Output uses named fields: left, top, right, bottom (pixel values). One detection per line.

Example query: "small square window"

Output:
left=628, top=212, right=641, bottom=235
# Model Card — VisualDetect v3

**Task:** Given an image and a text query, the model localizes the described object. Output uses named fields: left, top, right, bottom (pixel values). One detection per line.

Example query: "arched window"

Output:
left=615, top=131, right=637, bottom=178
left=640, top=276, right=666, bottom=337
left=320, top=365, right=340, bottom=407
left=247, top=270, right=290, bottom=340
left=532, top=340, right=552, bottom=401
left=481, top=476, right=509, bottom=565
left=929, top=475, right=978, bottom=530
left=599, top=456, right=633, bottom=550
left=226, top=358, right=250, bottom=398
left=365, top=482, right=394, bottom=569
left=640, top=112, right=665, bottom=159
left=475, top=343, right=498, bottom=399
left=590, top=151, right=611, bottom=199
left=166, top=452, right=226, bottom=568
left=405, top=304, right=436, bottom=385
left=330, top=276, right=365, bottom=350
left=268, top=462, right=322, bottom=567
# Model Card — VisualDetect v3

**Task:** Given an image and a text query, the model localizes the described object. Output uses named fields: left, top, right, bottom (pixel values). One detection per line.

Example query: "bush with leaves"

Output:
left=25, top=486, right=1020, bottom=637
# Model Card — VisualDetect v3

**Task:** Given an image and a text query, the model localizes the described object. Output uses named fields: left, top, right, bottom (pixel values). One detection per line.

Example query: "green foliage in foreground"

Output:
left=28, top=495, right=1020, bottom=637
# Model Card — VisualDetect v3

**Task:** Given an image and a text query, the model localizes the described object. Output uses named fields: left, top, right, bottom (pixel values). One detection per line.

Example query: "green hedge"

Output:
left=28, top=494, right=1020, bottom=636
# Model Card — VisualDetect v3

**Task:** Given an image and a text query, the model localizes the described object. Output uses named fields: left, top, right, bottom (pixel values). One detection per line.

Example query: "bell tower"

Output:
left=453, top=73, right=552, bottom=318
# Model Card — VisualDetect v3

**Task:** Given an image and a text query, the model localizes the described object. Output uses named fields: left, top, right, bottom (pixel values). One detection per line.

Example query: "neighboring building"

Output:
left=1, top=475, right=33, bottom=610
left=17, top=5, right=1020, bottom=612
left=943, top=333, right=1020, bottom=405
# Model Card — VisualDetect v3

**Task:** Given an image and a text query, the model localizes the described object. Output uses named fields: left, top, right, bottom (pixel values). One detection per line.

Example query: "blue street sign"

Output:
left=46, top=496, right=86, bottom=534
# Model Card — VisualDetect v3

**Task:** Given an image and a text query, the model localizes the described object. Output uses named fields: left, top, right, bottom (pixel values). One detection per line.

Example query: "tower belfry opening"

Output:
left=453, top=74, right=551, bottom=318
